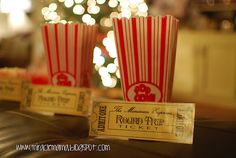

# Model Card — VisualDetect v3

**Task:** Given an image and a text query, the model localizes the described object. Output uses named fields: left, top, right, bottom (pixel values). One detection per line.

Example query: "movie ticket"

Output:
left=21, top=84, right=91, bottom=116
left=90, top=100, right=195, bottom=144
left=0, top=78, right=26, bottom=102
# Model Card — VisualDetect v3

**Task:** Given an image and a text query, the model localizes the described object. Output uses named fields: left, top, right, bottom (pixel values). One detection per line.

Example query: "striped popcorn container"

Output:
left=41, top=23, right=97, bottom=87
left=113, top=15, right=179, bottom=102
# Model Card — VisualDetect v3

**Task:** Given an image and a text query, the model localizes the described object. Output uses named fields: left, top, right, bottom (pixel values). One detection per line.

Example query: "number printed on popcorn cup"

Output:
left=41, top=23, right=97, bottom=87
left=113, top=15, right=179, bottom=102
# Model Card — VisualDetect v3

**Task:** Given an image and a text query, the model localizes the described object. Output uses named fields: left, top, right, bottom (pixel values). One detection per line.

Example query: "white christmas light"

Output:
left=94, top=56, right=105, bottom=66
left=88, top=5, right=100, bottom=14
left=110, top=77, right=117, bottom=87
left=75, top=0, right=84, bottom=3
left=108, top=0, right=118, bottom=8
left=60, top=20, right=67, bottom=24
left=130, top=7, right=138, bottom=13
left=121, top=8, right=131, bottom=18
left=55, top=15, right=61, bottom=22
left=95, top=65, right=100, bottom=71
left=129, top=0, right=139, bottom=5
left=82, top=14, right=91, bottom=24
left=100, top=17, right=106, bottom=26
left=48, top=12, right=58, bottom=21
left=89, top=18, right=96, bottom=25
left=102, top=37, right=110, bottom=46
left=99, top=67, right=109, bottom=77
left=58, top=0, right=65, bottom=2
left=110, top=12, right=119, bottom=18
left=102, top=76, right=113, bottom=87
left=107, top=46, right=117, bottom=58
left=105, top=42, right=117, bottom=57
left=107, top=63, right=117, bottom=73
left=114, top=58, right=119, bottom=67
left=41, top=7, right=49, bottom=15
left=137, top=11, right=147, bottom=17
left=116, top=69, right=120, bottom=78
left=129, top=4, right=137, bottom=9
left=44, top=15, right=49, bottom=20
left=107, top=31, right=114, bottom=39
left=73, top=5, right=85, bottom=15
left=102, top=32, right=117, bottom=58
left=97, top=0, right=106, bottom=4
left=97, top=56, right=105, bottom=66
left=49, top=21, right=56, bottom=24
left=64, top=0, right=74, bottom=8
left=49, top=3, right=57, bottom=11
left=101, top=73, right=111, bottom=79
left=93, top=47, right=102, bottom=57
left=87, top=0, right=96, bottom=6
left=138, top=3, right=148, bottom=12
left=119, top=0, right=129, bottom=8
left=104, top=18, right=112, bottom=27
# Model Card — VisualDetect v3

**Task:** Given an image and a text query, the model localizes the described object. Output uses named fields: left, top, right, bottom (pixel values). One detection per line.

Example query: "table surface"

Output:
left=0, top=101, right=235, bottom=158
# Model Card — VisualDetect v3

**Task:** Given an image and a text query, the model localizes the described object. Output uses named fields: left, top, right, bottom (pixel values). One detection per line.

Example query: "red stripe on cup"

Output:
left=164, top=16, right=171, bottom=101
left=54, top=24, right=60, bottom=71
left=147, top=16, right=152, bottom=82
left=74, top=24, right=78, bottom=78
left=159, top=16, right=167, bottom=101
left=117, top=19, right=129, bottom=90
left=131, top=18, right=140, bottom=82
left=65, top=24, right=69, bottom=72
left=43, top=25, right=53, bottom=77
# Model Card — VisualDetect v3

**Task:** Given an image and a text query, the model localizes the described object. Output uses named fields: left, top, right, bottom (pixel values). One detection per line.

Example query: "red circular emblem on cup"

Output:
left=127, top=83, right=161, bottom=102
left=52, top=72, right=75, bottom=87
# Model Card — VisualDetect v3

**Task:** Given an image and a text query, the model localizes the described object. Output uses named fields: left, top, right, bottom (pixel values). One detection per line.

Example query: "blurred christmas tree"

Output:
left=41, top=0, right=148, bottom=88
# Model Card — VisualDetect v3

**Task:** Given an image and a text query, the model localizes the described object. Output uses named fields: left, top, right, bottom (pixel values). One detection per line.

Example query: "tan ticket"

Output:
left=0, top=78, right=25, bottom=101
left=90, top=101, right=195, bottom=144
left=21, top=84, right=91, bottom=116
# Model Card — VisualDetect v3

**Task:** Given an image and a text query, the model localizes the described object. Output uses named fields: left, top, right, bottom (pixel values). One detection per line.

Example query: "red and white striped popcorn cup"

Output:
left=113, top=15, right=179, bottom=102
left=41, top=23, right=97, bottom=87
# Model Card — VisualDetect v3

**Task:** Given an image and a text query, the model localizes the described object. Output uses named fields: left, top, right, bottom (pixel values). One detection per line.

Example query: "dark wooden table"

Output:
left=0, top=101, right=235, bottom=158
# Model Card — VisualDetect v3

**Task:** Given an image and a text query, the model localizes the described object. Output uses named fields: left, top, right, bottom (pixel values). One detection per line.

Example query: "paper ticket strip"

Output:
left=21, top=84, right=91, bottom=116
left=90, top=101, right=195, bottom=144
left=0, top=78, right=26, bottom=102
